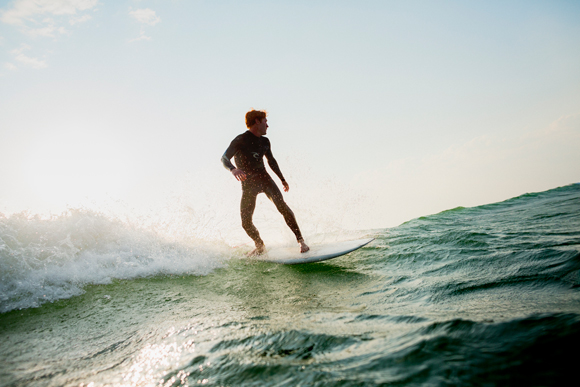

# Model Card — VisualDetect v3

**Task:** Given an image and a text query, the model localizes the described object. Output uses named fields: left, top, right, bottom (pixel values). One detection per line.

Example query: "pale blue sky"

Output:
left=1, top=0, right=579, bottom=231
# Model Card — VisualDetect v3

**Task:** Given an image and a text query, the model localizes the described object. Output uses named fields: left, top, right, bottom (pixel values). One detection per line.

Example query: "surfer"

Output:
left=221, top=110, right=310, bottom=256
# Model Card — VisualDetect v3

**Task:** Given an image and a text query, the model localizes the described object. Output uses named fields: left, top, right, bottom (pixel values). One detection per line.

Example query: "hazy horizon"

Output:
left=1, top=0, right=579, bottom=231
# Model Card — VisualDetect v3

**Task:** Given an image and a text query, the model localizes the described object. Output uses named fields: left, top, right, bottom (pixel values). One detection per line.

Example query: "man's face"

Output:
left=257, top=118, right=268, bottom=136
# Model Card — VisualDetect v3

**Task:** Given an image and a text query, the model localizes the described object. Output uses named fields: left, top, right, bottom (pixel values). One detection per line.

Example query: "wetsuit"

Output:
left=221, top=131, right=303, bottom=246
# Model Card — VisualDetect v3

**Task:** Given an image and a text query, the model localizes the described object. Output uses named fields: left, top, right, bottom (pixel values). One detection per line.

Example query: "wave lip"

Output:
left=0, top=210, right=223, bottom=313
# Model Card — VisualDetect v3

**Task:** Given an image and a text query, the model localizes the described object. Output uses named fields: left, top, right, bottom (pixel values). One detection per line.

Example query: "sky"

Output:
left=1, top=0, right=579, bottom=232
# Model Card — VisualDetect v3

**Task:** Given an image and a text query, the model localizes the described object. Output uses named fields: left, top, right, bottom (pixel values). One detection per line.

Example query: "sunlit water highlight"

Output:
left=1, top=184, right=579, bottom=386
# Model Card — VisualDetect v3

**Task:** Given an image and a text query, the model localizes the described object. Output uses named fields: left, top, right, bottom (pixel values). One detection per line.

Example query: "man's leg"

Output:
left=240, top=186, right=265, bottom=255
left=263, top=179, right=309, bottom=252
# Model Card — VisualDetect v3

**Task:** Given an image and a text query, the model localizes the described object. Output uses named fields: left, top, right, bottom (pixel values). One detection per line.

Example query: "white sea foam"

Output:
left=0, top=167, right=374, bottom=313
left=0, top=209, right=228, bottom=313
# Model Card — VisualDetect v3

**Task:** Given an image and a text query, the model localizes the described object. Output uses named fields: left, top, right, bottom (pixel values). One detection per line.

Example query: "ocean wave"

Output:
left=153, top=313, right=580, bottom=386
left=0, top=210, right=225, bottom=313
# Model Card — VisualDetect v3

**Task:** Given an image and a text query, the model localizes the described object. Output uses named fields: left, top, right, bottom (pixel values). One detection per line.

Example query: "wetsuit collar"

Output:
left=248, top=129, right=263, bottom=137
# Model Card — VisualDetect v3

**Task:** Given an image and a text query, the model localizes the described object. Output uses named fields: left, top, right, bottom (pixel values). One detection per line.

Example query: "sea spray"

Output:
left=0, top=209, right=224, bottom=313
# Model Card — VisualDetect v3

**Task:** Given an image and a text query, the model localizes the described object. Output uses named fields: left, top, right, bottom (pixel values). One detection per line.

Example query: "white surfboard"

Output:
left=254, top=238, right=374, bottom=265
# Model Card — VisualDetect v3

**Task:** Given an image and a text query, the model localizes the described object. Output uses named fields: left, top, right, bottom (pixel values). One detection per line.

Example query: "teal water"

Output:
left=1, top=184, right=579, bottom=386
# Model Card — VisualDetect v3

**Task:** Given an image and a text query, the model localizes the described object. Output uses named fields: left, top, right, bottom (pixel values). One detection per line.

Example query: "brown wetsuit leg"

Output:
left=262, top=177, right=303, bottom=242
left=240, top=175, right=304, bottom=245
left=240, top=183, right=264, bottom=247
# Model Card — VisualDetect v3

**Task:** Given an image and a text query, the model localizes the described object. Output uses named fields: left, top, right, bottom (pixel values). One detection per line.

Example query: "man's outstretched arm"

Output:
left=265, top=147, right=289, bottom=192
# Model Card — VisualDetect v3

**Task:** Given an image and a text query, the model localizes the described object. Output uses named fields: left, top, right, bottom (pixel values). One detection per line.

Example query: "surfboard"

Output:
left=253, top=237, right=374, bottom=265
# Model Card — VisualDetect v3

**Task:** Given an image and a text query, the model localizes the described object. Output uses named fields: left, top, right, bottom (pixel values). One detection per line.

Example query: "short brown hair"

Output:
left=245, top=110, right=267, bottom=128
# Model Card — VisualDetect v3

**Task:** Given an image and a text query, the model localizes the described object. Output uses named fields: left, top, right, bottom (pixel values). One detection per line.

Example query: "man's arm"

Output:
left=221, top=152, right=236, bottom=171
left=265, top=145, right=289, bottom=192
left=221, top=138, right=247, bottom=181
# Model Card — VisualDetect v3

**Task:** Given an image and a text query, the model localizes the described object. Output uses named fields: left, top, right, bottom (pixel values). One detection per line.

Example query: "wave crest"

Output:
left=0, top=209, right=224, bottom=313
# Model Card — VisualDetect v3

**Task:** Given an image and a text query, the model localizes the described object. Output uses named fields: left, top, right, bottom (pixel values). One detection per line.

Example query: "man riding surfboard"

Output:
left=221, top=110, right=309, bottom=256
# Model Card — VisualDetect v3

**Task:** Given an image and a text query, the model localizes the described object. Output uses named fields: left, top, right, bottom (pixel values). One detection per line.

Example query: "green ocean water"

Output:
left=1, top=184, right=580, bottom=386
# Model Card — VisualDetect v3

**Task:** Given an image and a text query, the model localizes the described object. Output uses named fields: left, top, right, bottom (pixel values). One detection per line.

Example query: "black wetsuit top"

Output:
left=221, top=131, right=285, bottom=183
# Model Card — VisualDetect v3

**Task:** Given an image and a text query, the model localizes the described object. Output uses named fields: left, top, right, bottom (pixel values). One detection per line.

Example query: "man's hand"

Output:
left=232, top=168, right=247, bottom=182
left=282, top=180, right=289, bottom=192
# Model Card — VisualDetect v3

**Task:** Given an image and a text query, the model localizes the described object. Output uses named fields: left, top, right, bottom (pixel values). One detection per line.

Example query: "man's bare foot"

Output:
left=248, top=245, right=266, bottom=257
left=299, top=239, right=310, bottom=253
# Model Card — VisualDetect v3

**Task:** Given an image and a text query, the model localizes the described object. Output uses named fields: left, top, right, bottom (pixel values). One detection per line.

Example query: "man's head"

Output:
left=246, top=109, right=268, bottom=137
left=245, top=110, right=267, bottom=128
